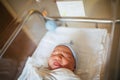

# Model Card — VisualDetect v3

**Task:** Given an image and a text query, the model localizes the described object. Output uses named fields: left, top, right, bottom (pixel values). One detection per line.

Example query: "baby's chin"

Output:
left=48, top=62, right=62, bottom=70
left=50, top=64, right=62, bottom=70
left=48, top=66, right=60, bottom=70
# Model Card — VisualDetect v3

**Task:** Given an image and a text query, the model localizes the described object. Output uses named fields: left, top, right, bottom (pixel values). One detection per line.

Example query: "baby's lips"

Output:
left=54, top=61, right=61, bottom=67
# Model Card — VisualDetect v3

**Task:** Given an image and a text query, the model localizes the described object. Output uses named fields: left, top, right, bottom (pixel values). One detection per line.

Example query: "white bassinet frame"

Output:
left=0, top=9, right=120, bottom=80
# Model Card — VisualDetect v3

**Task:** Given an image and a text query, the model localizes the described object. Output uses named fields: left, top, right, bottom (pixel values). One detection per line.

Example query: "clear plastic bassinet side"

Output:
left=12, top=10, right=112, bottom=80
left=1, top=9, right=48, bottom=79
left=25, top=9, right=114, bottom=80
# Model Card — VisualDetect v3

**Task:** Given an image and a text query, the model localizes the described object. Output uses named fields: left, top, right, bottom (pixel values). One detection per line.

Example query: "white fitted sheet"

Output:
left=22, top=27, right=109, bottom=80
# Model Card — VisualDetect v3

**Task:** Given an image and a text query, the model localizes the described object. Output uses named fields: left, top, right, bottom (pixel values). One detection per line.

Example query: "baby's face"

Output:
left=48, top=45, right=75, bottom=71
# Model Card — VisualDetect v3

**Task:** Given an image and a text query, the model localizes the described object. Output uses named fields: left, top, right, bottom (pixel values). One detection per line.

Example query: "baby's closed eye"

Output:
left=62, top=52, right=72, bottom=58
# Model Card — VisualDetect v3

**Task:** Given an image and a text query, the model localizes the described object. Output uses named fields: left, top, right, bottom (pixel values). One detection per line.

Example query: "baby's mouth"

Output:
left=53, top=61, right=62, bottom=68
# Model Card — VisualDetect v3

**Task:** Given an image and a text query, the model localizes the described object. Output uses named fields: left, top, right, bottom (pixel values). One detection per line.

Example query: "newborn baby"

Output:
left=18, top=44, right=80, bottom=80
left=48, top=44, right=77, bottom=71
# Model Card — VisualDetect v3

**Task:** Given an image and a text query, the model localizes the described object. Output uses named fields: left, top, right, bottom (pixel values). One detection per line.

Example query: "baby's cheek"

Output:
left=62, top=59, right=69, bottom=66
left=48, top=57, right=54, bottom=64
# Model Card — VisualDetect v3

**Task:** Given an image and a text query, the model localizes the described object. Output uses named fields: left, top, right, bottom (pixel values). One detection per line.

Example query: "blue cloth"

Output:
left=45, top=20, right=57, bottom=31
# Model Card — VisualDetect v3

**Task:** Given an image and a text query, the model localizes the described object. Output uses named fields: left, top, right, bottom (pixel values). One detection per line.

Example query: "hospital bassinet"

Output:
left=0, top=8, right=119, bottom=80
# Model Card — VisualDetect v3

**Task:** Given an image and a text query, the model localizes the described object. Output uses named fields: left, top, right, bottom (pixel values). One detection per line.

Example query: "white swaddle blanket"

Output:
left=18, top=57, right=80, bottom=80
